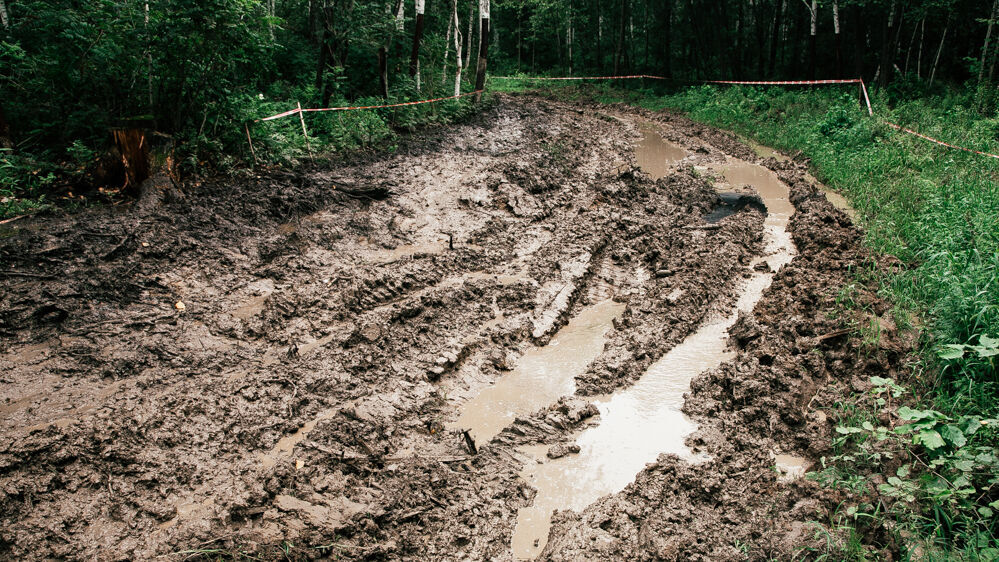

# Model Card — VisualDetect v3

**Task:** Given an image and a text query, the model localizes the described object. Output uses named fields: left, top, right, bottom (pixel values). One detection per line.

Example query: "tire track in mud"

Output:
left=0, top=95, right=902, bottom=561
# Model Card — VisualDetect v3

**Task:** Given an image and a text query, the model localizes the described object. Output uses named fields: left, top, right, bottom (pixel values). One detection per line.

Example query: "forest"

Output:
left=1, top=0, right=999, bottom=560
left=1, top=0, right=997, bottom=189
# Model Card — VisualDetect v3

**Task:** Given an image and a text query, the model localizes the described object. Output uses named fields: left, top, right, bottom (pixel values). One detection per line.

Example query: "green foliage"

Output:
left=828, top=377, right=999, bottom=552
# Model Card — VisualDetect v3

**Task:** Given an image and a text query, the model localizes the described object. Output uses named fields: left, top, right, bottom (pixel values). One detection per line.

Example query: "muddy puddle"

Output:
left=634, top=121, right=688, bottom=179
left=509, top=125, right=799, bottom=560
left=452, top=299, right=625, bottom=444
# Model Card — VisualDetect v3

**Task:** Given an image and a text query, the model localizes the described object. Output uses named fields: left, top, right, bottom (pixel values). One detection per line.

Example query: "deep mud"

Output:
left=0, top=94, right=913, bottom=560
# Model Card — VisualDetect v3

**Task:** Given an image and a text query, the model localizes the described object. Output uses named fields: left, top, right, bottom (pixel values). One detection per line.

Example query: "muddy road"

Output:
left=0, top=94, right=910, bottom=560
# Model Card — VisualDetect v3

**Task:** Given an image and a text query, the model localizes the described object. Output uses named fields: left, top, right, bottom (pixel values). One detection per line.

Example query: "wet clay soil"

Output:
left=0, top=95, right=913, bottom=560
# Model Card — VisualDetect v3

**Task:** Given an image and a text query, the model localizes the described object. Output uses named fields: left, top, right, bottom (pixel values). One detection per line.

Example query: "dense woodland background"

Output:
left=0, top=0, right=997, bottom=181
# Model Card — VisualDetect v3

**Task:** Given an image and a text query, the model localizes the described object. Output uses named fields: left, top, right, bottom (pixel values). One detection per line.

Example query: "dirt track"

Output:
left=0, top=94, right=912, bottom=560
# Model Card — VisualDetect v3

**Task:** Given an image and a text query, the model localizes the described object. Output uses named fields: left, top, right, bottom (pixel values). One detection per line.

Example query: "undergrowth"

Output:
left=0, top=87, right=490, bottom=220
left=493, top=77, right=999, bottom=558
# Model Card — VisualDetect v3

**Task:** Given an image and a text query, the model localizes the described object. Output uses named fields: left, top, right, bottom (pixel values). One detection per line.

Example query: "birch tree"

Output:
left=453, top=0, right=464, bottom=96
left=832, top=0, right=841, bottom=77
left=0, top=0, right=9, bottom=31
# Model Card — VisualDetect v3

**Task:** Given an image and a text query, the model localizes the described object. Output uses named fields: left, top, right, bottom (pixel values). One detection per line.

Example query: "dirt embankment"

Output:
left=0, top=95, right=911, bottom=560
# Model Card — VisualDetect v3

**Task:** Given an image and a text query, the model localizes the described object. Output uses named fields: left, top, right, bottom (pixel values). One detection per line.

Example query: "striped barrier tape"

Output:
left=884, top=122, right=999, bottom=160
left=703, top=79, right=862, bottom=86
left=492, top=74, right=658, bottom=81
left=251, top=76, right=998, bottom=162
left=256, top=90, right=482, bottom=122
left=493, top=75, right=864, bottom=86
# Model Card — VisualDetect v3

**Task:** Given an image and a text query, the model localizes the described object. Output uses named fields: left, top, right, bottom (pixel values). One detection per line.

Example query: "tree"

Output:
left=473, top=0, right=489, bottom=101
left=410, top=0, right=426, bottom=86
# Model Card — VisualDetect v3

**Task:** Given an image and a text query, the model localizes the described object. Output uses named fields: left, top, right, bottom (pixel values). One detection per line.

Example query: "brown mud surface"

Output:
left=0, top=94, right=912, bottom=560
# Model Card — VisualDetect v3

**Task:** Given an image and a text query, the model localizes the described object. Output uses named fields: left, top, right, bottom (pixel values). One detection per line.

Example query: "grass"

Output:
left=491, top=77, right=999, bottom=557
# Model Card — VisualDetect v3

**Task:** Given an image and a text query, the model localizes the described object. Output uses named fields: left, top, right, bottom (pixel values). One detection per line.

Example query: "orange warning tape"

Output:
left=256, top=90, right=482, bottom=122
left=884, top=122, right=999, bottom=160
left=252, top=76, right=998, bottom=162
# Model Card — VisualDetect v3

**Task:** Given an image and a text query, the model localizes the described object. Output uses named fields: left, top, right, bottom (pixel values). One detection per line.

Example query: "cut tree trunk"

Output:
left=111, top=128, right=182, bottom=214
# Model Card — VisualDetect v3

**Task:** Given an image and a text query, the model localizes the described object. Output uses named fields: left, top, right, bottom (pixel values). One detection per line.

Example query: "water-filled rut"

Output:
left=455, top=120, right=800, bottom=559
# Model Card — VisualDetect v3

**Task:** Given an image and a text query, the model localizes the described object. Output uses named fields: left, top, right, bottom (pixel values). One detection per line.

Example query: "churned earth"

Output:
left=0, top=94, right=912, bottom=560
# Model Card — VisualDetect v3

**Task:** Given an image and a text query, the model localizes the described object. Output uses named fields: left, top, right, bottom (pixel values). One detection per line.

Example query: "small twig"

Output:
left=0, top=270, right=56, bottom=279
left=0, top=214, right=28, bottom=225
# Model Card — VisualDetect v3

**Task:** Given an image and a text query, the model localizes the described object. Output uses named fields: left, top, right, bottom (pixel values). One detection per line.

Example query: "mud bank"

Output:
left=0, top=95, right=912, bottom=560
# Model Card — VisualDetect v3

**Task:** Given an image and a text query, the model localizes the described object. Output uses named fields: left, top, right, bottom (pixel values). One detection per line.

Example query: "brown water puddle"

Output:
left=775, top=454, right=812, bottom=482
left=634, top=122, right=688, bottom=179
left=451, top=299, right=625, bottom=445
left=509, top=125, right=799, bottom=560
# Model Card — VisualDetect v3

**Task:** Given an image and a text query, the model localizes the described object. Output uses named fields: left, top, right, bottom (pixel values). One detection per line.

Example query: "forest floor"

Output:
left=0, top=94, right=913, bottom=560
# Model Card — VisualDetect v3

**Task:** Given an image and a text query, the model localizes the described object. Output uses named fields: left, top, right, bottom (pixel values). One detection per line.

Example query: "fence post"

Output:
left=244, top=122, right=259, bottom=166
left=296, top=101, right=314, bottom=161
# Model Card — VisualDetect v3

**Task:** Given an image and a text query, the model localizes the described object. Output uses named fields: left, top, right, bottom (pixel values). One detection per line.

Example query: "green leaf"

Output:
left=979, top=334, right=998, bottom=348
left=953, top=460, right=975, bottom=471
left=938, top=344, right=967, bottom=360
left=836, top=426, right=865, bottom=434
left=940, top=425, right=967, bottom=447
left=869, top=376, right=892, bottom=387
left=862, top=421, right=875, bottom=431
left=897, top=465, right=910, bottom=478
left=917, top=429, right=946, bottom=450
left=979, top=507, right=994, bottom=518
left=898, top=406, right=937, bottom=421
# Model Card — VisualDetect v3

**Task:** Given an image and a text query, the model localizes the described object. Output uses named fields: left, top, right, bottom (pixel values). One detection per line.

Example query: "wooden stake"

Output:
left=244, top=122, right=259, bottom=166
left=297, top=101, right=314, bottom=161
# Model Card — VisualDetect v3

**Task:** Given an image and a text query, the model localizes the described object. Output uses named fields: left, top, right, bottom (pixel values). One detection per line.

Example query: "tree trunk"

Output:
left=453, top=0, right=463, bottom=96
left=979, top=0, right=999, bottom=87
left=378, top=45, right=389, bottom=99
left=465, top=3, right=474, bottom=71
left=928, top=16, right=949, bottom=87
left=442, top=0, right=453, bottom=84
left=917, top=17, right=924, bottom=78
left=807, top=0, right=817, bottom=80
left=832, top=0, right=842, bottom=77
left=568, top=0, right=574, bottom=75
left=614, top=0, right=627, bottom=73
left=853, top=5, right=864, bottom=81
left=0, top=103, right=13, bottom=149
left=877, top=0, right=896, bottom=88
left=410, top=0, right=425, bottom=80
left=473, top=0, right=489, bottom=102
left=0, top=0, right=9, bottom=30
left=903, top=16, right=918, bottom=75
left=596, top=0, right=603, bottom=72
left=769, top=0, right=784, bottom=77
left=663, top=0, right=672, bottom=77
